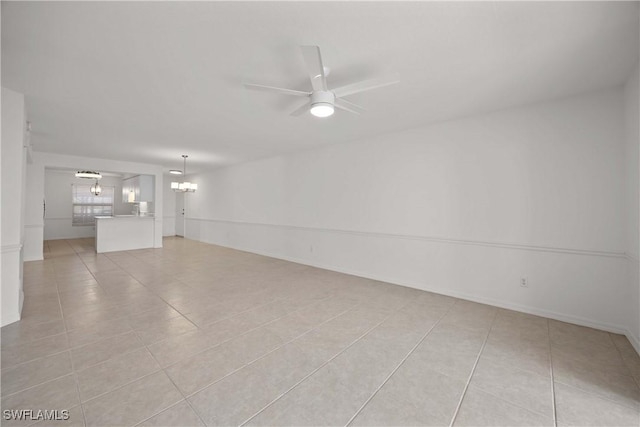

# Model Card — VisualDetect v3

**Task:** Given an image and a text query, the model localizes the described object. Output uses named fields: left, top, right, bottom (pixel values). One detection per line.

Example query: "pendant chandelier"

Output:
left=171, top=155, right=197, bottom=192
left=90, top=179, right=102, bottom=196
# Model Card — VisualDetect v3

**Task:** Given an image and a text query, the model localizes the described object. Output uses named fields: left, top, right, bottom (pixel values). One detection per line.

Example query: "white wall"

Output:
left=163, top=175, right=176, bottom=236
left=28, top=152, right=165, bottom=251
left=185, top=88, right=632, bottom=335
left=624, top=63, right=640, bottom=351
left=23, top=162, right=44, bottom=261
left=43, top=170, right=131, bottom=240
left=1, top=87, right=26, bottom=326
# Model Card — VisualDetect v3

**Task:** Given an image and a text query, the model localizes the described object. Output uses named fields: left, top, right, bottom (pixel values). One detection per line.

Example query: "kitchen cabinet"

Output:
left=122, top=175, right=154, bottom=203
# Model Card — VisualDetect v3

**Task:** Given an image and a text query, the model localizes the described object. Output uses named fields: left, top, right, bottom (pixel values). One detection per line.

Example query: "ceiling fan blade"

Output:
left=244, top=83, right=310, bottom=97
left=290, top=101, right=310, bottom=116
left=300, top=45, right=328, bottom=92
left=334, top=100, right=361, bottom=115
left=335, top=98, right=366, bottom=114
left=332, top=78, right=399, bottom=98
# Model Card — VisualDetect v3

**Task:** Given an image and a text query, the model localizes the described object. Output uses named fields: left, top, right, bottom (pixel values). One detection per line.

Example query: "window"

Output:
left=72, top=184, right=115, bottom=226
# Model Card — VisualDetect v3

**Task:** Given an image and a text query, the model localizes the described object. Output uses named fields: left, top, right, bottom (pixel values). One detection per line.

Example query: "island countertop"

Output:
left=95, top=215, right=155, bottom=252
left=94, top=215, right=155, bottom=219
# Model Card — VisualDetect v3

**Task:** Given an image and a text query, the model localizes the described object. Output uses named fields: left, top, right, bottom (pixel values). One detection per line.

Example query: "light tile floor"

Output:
left=1, top=237, right=639, bottom=427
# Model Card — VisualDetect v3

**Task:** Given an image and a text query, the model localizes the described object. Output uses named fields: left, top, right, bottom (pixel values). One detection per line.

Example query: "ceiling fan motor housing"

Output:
left=311, top=91, right=335, bottom=109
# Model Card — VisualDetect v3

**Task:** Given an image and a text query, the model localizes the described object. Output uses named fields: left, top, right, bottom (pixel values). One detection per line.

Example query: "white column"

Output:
left=1, top=87, right=27, bottom=326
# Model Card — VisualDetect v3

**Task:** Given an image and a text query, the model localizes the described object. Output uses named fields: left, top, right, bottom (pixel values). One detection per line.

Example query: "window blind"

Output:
left=71, top=184, right=115, bottom=226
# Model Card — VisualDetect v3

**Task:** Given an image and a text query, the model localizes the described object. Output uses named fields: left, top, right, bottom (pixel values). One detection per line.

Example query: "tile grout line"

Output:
left=181, top=302, right=361, bottom=399
left=126, top=327, right=209, bottom=427
left=551, top=379, right=640, bottom=412
left=106, top=248, right=326, bottom=335
left=239, top=300, right=414, bottom=426
left=56, top=243, right=88, bottom=427
left=157, top=293, right=344, bottom=372
left=127, top=302, right=364, bottom=427
left=343, top=299, right=458, bottom=427
left=131, top=399, right=198, bottom=427
left=448, top=309, right=499, bottom=427
left=547, top=319, right=558, bottom=427
left=3, top=289, right=342, bottom=398
left=74, top=294, right=358, bottom=419
left=549, top=332, right=640, bottom=412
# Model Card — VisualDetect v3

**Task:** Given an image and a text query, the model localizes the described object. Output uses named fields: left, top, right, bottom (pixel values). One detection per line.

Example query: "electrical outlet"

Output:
left=520, top=277, right=528, bottom=287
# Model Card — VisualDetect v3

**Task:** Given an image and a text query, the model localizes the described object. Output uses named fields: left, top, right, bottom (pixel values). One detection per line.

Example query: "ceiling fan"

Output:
left=244, top=45, right=399, bottom=118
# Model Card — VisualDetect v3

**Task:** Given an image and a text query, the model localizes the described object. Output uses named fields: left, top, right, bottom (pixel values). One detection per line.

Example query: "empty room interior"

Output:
left=2, top=1, right=640, bottom=426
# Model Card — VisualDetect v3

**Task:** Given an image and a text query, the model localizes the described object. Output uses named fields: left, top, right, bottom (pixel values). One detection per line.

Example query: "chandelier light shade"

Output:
left=76, top=170, right=102, bottom=179
left=90, top=179, right=102, bottom=196
left=171, top=155, right=197, bottom=192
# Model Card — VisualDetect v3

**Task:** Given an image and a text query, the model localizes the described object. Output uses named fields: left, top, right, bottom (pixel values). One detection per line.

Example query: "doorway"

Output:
left=175, top=192, right=185, bottom=237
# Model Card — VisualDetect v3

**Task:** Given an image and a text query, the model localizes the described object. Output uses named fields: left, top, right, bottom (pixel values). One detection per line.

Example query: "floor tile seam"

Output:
left=473, top=349, right=555, bottom=382
left=237, top=299, right=415, bottom=426
left=138, top=336, right=209, bottom=427
left=0, top=333, right=68, bottom=351
left=42, top=260, right=83, bottom=427
left=68, top=325, right=138, bottom=352
left=0, top=330, right=70, bottom=355
left=63, top=310, right=133, bottom=333
left=475, top=351, right=552, bottom=379
left=179, top=294, right=308, bottom=331
left=466, top=379, right=557, bottom=421
left=68, top=332, right=148, bottom=373
left=0, top=371, right=77, bottom=402
left=0, top=347, right=74, bottom=376
left=178, top=301, right=363, bottom=401
left=71, top=366, right=88, bottom=426
left=76, top=366, right=165, bottom=405
left=547, top=319, right=558, bottom=427
left=131, top=399, right=196, bottom=427
left=548, top=346, right=637, bottom=380
left=448, top=309, right=499, bottom=427
left=73, top=322, right=192, bottom=424
left=549, top=336, right=619, bottom=352
left=132, top=272, right=305, bottom=333
left=343, top=298, right=457, bottom=427
left=147, top=292, right=345, bottom=371
left=79, top=378, right=181, bottom=425
left=552, top=378, right=640, bottom=412
left=71, top=344, right=159, bottom=378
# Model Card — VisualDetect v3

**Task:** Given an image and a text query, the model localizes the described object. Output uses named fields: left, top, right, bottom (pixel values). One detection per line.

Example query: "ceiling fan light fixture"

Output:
left=310, top=103, right=334, bottom=117
left=309, top=91, right=335, bottom=118
left=169, top=170, right=183, bottom=175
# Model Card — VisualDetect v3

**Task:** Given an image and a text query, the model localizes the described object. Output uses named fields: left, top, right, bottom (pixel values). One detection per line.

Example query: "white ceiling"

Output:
left=2, top=1, right=638, bottom=173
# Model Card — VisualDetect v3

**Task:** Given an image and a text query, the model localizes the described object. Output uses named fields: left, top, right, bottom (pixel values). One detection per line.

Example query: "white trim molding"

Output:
left=186, top=217, right=626, bottom=259
left=24, top=224, right=44, bottom=229
left=1, top=244, right=22, bottom=254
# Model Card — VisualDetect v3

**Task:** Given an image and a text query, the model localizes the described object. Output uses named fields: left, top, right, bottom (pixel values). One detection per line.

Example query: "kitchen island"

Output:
left=95, top=215, right=155, bottom=253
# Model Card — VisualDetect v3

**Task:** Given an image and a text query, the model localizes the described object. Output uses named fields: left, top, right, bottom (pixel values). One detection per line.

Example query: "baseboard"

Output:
left=196, top=237, right=632, bottom=337
left=625, top=330, right=640, bottom=355
left=1, top=312, right=21, bottom=327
